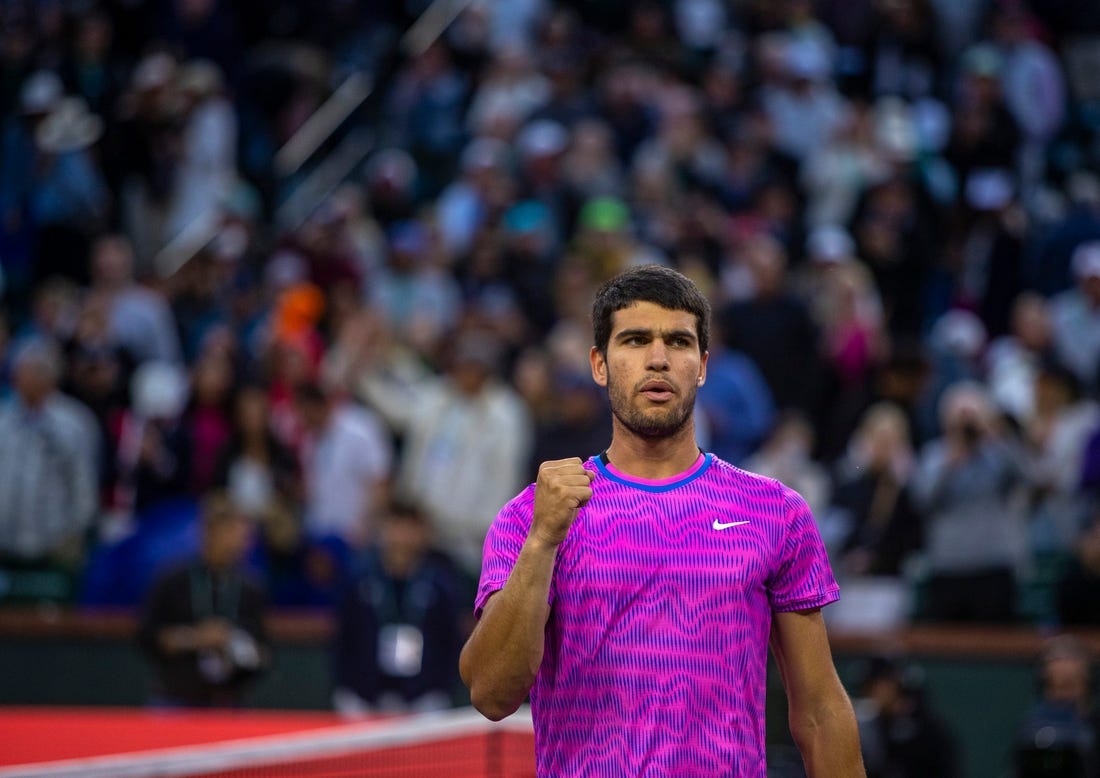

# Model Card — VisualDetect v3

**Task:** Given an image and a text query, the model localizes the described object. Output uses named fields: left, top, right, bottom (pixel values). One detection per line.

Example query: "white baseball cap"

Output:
left=1072, top=241, right=1100, bottom=279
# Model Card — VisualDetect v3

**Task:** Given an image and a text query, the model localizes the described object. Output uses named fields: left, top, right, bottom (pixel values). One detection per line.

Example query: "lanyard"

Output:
left=364, top=554, right=430, bottom=626
left=189, top=566, right=241, bottom=622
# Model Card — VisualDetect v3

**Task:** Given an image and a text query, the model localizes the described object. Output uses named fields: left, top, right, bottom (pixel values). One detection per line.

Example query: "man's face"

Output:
left=204, top=515, right=252, bottom=568
left=591, top=301, right=707, bottom=440
left=1043, top=657, right=1090, bottom=708
left=13, top=359, right=54, bottom=407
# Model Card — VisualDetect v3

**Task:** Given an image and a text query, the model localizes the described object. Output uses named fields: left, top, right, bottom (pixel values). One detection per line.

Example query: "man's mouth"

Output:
left=639, top=380, right=674, bottom=402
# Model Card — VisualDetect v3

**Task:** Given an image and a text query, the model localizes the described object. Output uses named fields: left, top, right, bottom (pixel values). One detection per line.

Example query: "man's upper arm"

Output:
left=769, top=608, right=844, bottom=705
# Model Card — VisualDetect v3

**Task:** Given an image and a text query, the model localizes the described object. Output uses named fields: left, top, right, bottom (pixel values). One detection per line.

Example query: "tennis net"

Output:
left=1, top=706, right=535, bottom=778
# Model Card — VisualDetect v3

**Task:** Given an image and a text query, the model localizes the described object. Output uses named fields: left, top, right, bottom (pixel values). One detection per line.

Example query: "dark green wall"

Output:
left=0, top=636, right=1043, bottom=778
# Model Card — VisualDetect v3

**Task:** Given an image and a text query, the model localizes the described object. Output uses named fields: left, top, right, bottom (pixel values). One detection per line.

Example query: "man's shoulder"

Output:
left=706, top=455, right=788, bottom=492
left=704, top=456, right=812, bottom=518
left=335, top=403, right=389, bottom=439
left=48, top=392, right=98, bottom=429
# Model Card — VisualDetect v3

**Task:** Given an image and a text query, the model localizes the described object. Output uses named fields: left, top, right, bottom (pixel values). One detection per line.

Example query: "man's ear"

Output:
left=590, top=346, right=608, bottom=387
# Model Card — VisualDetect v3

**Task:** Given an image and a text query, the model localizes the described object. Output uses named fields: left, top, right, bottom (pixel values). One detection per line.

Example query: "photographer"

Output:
left=138, top=491, right=271, bottom=707
left=911, top=381, right=1029, bottom=622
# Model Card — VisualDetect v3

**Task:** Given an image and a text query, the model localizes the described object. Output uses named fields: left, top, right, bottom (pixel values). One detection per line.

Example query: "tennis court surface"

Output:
left=0, top=705, right=535, bottom=777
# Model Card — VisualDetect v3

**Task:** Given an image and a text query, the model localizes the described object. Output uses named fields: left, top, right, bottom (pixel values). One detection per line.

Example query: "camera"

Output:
left=960, top=420, right=983, bottom=446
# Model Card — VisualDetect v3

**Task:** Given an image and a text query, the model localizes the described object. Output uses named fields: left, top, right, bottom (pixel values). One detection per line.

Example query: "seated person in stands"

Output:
left=855, top=656, right=960, bottom=778
left=331, top=500, right=463, bottom=715
left=1057, top=508, right=1100, bottom=626
left=1014, top=635, right=1099, bottom=778
left=138, top=491, right=270, bottom=707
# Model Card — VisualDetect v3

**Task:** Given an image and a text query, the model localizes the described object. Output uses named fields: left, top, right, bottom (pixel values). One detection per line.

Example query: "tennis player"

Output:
left=460, top=264, right=864, bottom=776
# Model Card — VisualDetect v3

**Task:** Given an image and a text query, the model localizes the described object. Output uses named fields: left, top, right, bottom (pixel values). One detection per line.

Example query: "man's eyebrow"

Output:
left=613, top=327, right=696, bottom=342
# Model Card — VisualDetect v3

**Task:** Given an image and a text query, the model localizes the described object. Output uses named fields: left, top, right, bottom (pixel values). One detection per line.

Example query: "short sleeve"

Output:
left=473, top=487, right=536, bottom=618
left=767, top=486, right=840, bottom=613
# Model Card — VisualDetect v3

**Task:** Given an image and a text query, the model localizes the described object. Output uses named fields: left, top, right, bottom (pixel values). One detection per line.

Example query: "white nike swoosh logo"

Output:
left=713, top=519, right=751, bottom=530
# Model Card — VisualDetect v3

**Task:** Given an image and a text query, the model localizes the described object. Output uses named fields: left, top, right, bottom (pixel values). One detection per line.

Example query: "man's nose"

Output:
left=646, top=342, right=670, bottom=370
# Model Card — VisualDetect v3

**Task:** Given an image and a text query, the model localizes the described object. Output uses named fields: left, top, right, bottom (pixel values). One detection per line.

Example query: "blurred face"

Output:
left=1034, top=372, right=1071, bottom=415
left=942, top=388, right=990, bottom=437
left=92, top=236, right=134, bottom=286
left=1012, top=295, right=1051, bottom=350
left=865, top=416, right=904, bottom=468
left=13, top=358, right=56, bottom=407
left=381, top=515, right=429, bottom=575
left=295, top=397, right=328, bottom=433
left=1079, top=520, right=1100, bottom=571
left=204, top=515, right=252, bottom=568
left=1083, top=275, right=1100, bottom=305
left=192, top=355, right=233, bottom=405
left=743, top=236, right=786, bottom=297
left=235, top=387, right=269, bottom=434
left=451, top=359, right=491, bottom=396
left=1043, top=657, right=1091, bottom=708
left=591, top=302, right=706, bottom=440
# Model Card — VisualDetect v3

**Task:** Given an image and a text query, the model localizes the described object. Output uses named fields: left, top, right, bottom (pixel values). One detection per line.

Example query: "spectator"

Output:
left=989, top=1, right=1067, bottom=203
left=1051, top=242, right=1100, bottom=393
left=0, top=337, right=99, bottom=600
left=293, top=381, right=392, bottom=550
left=89, top=232, right=182, bottom=366
left=368, top=220, right=463, bottom=359
left=850, top=172, right=937, bottom=337
left=110, top=51, right=183, bottom=267
left=760, top=36, right=849, bottom=164
left=945, top=44, right=1022, bottom=186
left=693, top=331, right=775, bottom=467
left=986, top=292, right=1058, bottom=425
left=180, top=351, right=236, bottom=495
left=60, top=9, right=127, bottom=119
left=864, top=0, right=941, bottom=102
left=1014, top=635, right=1099, bottom=777
left=106, top=360, right=191, bottom=525
left=332, top=501, right=464, bottom=715
left=27, top=96, right=111, bottom=287
left=63, top=290, right=132, bottom=500
left=138, top=490, right=270, bottom=708
left=1023, top=361, right=1099, bottom=557
left=164, top=60, right=237, bottom=243
left=526, top=364, right=613, bottom=480
left=718, top=233, right=822, bottom=415
left=856, top=656, right=961, bottom=778
left=813, top=260, right=889, bottom=460
left=212, top=382, right=301, bottom=523
left=435, top=136, right=513, bottom=260
left=465, top=45, right=549, bottom=139
left=829, top=402, right=923, bottom=578
left=948, top=168, right=1027, bottom=338
left=1057, top=509, right=1100, bottom=626
left=743, top=410, right=832, bottom=521
left=359, top=328, right=533, bottom=583
left=910, top=381, right=1028, bottom=622
left=383, top=42, right=469, bottom=198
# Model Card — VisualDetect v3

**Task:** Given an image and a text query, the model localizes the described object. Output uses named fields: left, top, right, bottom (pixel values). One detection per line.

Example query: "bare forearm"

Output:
left=792, top=697, right=866, bottom=778
left=459, top=538, right=557, bottom=721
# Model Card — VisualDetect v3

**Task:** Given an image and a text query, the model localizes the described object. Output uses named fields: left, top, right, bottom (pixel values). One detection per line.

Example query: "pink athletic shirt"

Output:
left=475, top=452, right=840, bottom=777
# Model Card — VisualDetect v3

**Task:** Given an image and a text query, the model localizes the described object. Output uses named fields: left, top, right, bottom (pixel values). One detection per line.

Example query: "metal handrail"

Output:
left=401, top=0, right=476, bottom=57
left=273, top=71, right=374, bottom=180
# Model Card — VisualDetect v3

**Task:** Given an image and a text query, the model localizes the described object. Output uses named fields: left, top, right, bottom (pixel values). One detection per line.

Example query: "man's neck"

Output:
left=604, top=426, right=702, bottom=480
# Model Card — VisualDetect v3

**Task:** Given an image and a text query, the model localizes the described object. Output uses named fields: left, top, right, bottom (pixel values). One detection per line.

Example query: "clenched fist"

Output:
left=531, top=457, right=594, bottom=547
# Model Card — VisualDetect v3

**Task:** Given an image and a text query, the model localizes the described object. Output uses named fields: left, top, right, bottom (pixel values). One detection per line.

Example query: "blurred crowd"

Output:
left=2, top=0, right=1100, bottom=716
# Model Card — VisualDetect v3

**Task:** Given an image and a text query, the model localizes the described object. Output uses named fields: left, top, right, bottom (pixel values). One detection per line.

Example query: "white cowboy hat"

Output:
left=34, top=97, right=104, bottom=153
